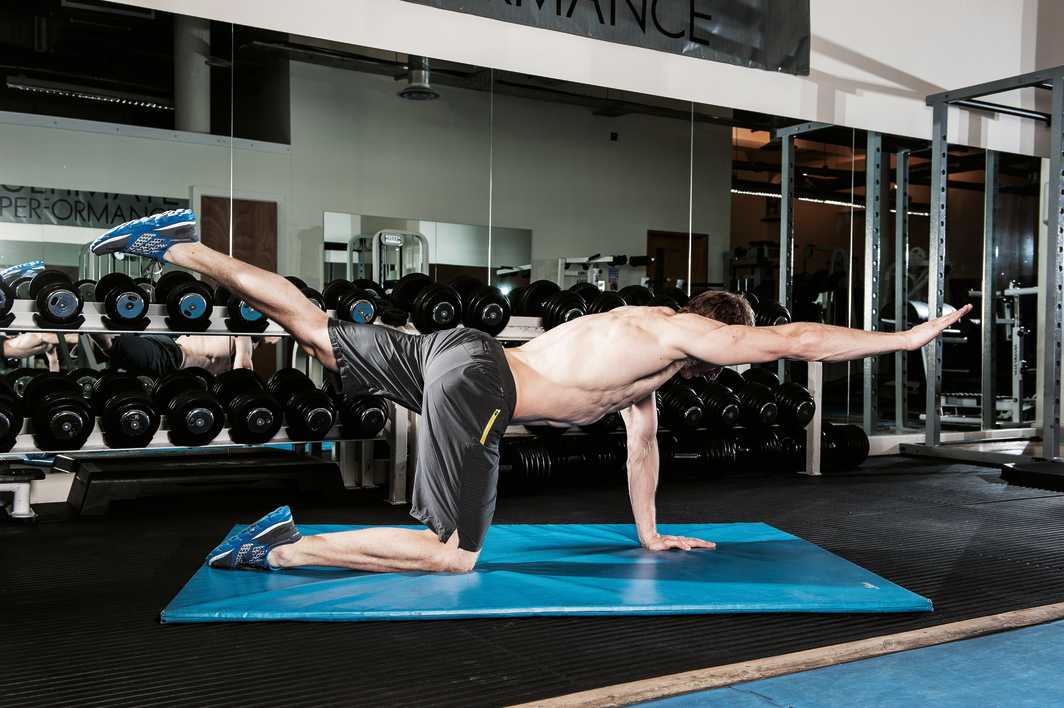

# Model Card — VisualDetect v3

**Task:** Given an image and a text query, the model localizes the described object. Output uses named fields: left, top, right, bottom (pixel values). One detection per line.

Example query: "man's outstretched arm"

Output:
left=669, top=304, right=972, bottom=366
left=621, top=395, right=715, bottom=552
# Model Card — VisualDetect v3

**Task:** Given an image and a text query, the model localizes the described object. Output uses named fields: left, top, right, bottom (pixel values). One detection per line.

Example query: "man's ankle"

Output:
left=267, top=539, right=299, bottom=569
left=164, top=241, right=197, bottom=265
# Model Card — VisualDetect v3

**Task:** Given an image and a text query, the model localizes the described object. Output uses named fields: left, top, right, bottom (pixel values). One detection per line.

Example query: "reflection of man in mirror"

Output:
left=90, top=333, right=260, bottom=377
left=0, top=331, right=81, bottom=372
left=92, top=209, right=971, bottom=575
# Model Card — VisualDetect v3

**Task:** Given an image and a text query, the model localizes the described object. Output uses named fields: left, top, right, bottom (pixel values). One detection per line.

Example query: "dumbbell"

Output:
left=215, top=285, right=269, bottom=333
left=68, top=368, right=103, bottom=398
left=569, top=282, right=601, bottom=305
left=154, top=270, right=214, bottom=332
left=730, top=426, right=789, bottom=471
left=448, top=276, right=512, bottom=336
left=89, top=372, right=160, bottom=448
left=267, top=368, right=337, bottom=441
left=752, top=298, right=792, bottom=327
left=660, top=432, right=738, bottom=475
left=617, top=285, right=655, bottom=306
left=499, top=439, right=554, bottom=492
left=0, top=278, right=14, bottom=325
left=716, top=368, right=778, bottom=427
left=94, top=272, right=150, bottom=330
left=151, top=369, right=225, bottom=446
left=512, top=280, right=560, bottom=317
left=212, top=369, right=283, bottom=444
left=0, top=378, right=22, bottom=452
left=6, top=367, right=46, bottom=397
left=390, top=273, right=462, bottom=334
left=541, top=290, right=587, bottom=330
left=322, top=279, right=379, bottom=325
left=657, top=379, right=706, bottom=430
left=133, top=277, right=155, bottom=303
left=73, top=278, right=97, bottom=302
left=587, top=291, right=626, bottom=314
left=337, top=396, right=389, bottom=438
left=686, top=376, right=741, bottom=429
left=548, top=434, right=626, bottom=486
left=823, top=423, right=870, bottom=470
left=649, top=293, right=682, bottom=311
left=21, top=372, right=95, bottom=451
left=30, top=269, right=84, bottom=328
left=740, top=368, right=816, bottom=429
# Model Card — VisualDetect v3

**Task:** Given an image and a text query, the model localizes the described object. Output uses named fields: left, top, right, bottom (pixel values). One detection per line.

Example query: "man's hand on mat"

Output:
left=642, top=534, right=716, bottom=551
left=905, top=303, right=972, bottom=350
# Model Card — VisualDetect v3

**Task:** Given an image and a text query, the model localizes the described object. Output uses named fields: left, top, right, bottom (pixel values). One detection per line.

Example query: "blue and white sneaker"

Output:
left=90, top=208, right=199, bottom=262
left=0, top=259, right=44, bottom=285
left=206, top=506, right=302, bottom=571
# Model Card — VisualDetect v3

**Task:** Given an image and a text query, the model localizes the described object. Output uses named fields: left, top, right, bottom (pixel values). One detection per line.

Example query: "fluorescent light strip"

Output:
left=730, top=188, right=931, bottom=217
left=6, top=76, right=173, bottom=111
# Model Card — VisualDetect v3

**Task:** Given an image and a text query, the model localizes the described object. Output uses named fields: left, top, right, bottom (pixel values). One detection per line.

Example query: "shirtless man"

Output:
left=91, top=210, right=970, bottom=574
left=94, top=332, right=257, bottom=377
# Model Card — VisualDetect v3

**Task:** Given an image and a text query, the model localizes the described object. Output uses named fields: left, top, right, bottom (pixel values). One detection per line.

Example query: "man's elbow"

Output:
left=787, top=324, right=823, bottom=361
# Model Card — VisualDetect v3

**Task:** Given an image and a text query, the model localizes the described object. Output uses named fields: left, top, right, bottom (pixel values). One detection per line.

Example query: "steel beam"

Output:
left=863, top=132, right=885, bottom=433
left=954, top=99, right=1050, bottom=124
left=771, top=121, right=832, bottom=141
left=1040, top=76, right=1064, bottom=458
left=981, top=150, right=998, bottom=430
left=925, top=103, right=949, bottom=446
left=926, top=65, right=1063, bottom=105
left=895, top=149, right=910, bottom=431
left=778, top=133, right=796, bottom=381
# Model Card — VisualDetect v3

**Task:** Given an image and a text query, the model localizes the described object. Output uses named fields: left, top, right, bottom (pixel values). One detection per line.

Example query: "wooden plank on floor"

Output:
left=512, top=602, right=1064, bottom=708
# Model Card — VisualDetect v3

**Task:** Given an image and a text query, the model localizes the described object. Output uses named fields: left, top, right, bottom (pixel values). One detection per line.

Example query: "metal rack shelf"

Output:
left=0, top=299, right=547, bottom=340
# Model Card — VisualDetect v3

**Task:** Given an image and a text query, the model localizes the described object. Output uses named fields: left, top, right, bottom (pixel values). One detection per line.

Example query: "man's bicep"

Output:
left=679, top=323, right=790, bottom=365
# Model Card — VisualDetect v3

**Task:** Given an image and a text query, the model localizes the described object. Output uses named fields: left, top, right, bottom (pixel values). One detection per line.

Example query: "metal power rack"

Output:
left=899, top=66, right=1064, bottom=465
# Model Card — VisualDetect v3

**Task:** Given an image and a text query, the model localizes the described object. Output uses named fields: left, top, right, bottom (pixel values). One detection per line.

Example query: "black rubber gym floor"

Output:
left=4, top=457, right=1064, bottom=707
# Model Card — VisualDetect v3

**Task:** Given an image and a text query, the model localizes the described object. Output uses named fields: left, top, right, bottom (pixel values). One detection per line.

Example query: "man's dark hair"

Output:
left=681, top=290, right=755, bottom=326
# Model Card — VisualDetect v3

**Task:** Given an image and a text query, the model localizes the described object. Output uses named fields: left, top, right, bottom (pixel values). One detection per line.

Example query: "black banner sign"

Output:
left=0, top=185, right=188, bottom=229
left=402, top=0, right=810, bottom=75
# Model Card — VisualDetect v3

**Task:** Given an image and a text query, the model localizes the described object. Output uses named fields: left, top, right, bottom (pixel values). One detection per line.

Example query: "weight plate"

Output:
left=7, top=367, right=46, bottom=397
left=322, top=279, right=355, bottom=309
left=569, top=281, right=601, bottom=305
left=153, top=270, right=195, bottom=304
left=587, top=291, right=626, bottom=314
left=28, top=269, right=71, bottom=300
left=213, top=284, right=232, bottom=306
left=285, top=275, right=308, bottom=290
left=390, top=273, right=434, bottom=312
left=94, top=272, right=135, bottom=303
left=518, top=280, right=560, bottom=316
left=67, top=368, right=103, bottom=398
left=351, top=279, right=386, bottom=299
left=301, top=286, right=326, bottom=311
left=35, top=282, right=83, bottom=323
left=104, top=284, right=149, bottom=321
left=73, top=278, right=97, bottom=303
left=410, top=283, right=461, bottom=334
left=11, top=277, right=32, bottom=299
left=617, top=285, right=654, bottom=306
left=212, top=368, right=266, bottom=406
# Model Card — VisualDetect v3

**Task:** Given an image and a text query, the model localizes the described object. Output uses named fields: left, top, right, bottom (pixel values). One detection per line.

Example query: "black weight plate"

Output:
left=617, top=285, right=655, bottom=306
left=660, top=286, right=689, bottom=307
left=212, top=368, right=266, bottom=405
left=104, top=283, right=149, bottom=321
left=351, top=279, right=386, bottom=299
left=11, top=277, right=32, bottom=299
left=23, top=371, right=81, bottom=403
left=267, top=368, right=315, bottom=402
left=67, top=368, right=103, bottom=398
left=153, top=270, right=195, bottom=304
left=519, top=280, right=561, bottom=316
left=285, top=275, right=308, bottom=290
left=213, top=285, right=232, bottom=306
left=649, top=294, right=681, bottom=311
left=542, top=291, right=587, bottom=330
left=336, top=288, right=378, bottom=325
left=166, top=389, right=224, bottom=446
left=448, top=275, right=484, bottom=300
left=569, top=281, right=601, bottom=304
left=180, top=366, right=215, bottom=389
left=28, top=269, right=71, bottom=299
left=165, top=281, right=213, bottom=330
left=35, top=281, right=83, bottom=323
left=409, top=283, right=461, bottom=334
left=463, top=285, right=511, bottom=336
left=322, top=279, right=355, bottom=309
left=94, top=272, right=135, bottom=302
left=742, top=367, right=781, bottom=389
left=0, top=280, right=13, bottom=317
left=587, top=291, right=626, bottom=314
left=151, top=370, right=207, bottom=408
left=226, top=297, right=266, bottom=326
left=391, top=273, right=433, bottom=312
left=7, top=368, right=46, bottom=397
left=73, top=279, right=97, bottom=302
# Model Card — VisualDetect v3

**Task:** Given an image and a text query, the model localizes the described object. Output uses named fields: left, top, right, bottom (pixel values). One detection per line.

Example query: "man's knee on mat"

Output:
left=429, top=532, right=479, bottom=573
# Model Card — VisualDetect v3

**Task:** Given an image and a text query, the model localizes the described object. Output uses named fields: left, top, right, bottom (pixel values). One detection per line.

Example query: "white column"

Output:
left=173, top=15, right=212, bottom=133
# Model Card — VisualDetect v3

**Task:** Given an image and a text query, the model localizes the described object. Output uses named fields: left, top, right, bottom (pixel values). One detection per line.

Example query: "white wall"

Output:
left=0, top=59, right=731, bottom=285
left=122, top=0, right=1060, bottom=157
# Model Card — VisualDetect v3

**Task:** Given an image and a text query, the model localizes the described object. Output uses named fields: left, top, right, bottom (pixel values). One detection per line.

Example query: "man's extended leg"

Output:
left=164, top=242, right=336, bottom=370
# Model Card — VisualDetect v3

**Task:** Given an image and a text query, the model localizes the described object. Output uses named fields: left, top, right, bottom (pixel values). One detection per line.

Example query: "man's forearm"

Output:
left=784, top=322, right=910, bottom=363
left=627, top=439, right=659, bottom=542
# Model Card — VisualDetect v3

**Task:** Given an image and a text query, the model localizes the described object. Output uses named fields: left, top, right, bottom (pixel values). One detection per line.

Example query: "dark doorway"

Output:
left=646, top=230, right=708, bottom=292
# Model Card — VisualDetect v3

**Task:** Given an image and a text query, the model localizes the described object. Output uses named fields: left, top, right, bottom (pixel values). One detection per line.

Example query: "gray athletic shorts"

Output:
left=328, top=320, right=517, bottom=552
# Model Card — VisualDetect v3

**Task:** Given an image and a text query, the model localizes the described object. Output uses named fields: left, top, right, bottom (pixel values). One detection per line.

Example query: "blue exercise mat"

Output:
left=161, top=523, right=931, bottom=623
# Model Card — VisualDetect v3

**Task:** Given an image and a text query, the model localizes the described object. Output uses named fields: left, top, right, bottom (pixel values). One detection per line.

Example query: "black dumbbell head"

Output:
left=743, top=367, right=781, bottom=389
left=91, top=372, right=159, bottom=448
left=153, top=270, right=196, bottom=304
left=335, top=288, right=378, bottom=325
left=461, top=284, right=511, bottom=336
left=97, top=273, right=149, bottom=324
left=517, top=280, right=561, bottom=317
left=73, top=278, right=97, bottom=302
left=338, top=395, right=388, bottom=438
left=541, top=291, right=587, bottom=330
left=152, top=370, right=224, bottom=446
left=164, top=279, right=213, bottom=331
left=301, top=287, right=326, bottom=311
left=67, top=368, right=103, bottom=398
left=617, top=285, right=654, bottom=306
left=715, top=367, right=746, bottom=392
left=322, top=279, right=356, bottom=309
left=587, top=291, right=626, bottom=314
left=0, top=378, right=23, bottom=452
left=32, top=270, right=82, bottom=324
left=212, top=368, right=267, bottom=405
left=22, top=372, right=94, bottom=450
left=94, top=272, right=135, bottom=303
left=285, top=275, right=308, bottom=290
left=390, top=273, right=434, bottom=312
left=6, top=367, right=46, bottom=397
left=410, top=283, right=461, bottom=334
left=352, top=279, right=386, bottom=299
left=569, top=281, right=601, bottom=305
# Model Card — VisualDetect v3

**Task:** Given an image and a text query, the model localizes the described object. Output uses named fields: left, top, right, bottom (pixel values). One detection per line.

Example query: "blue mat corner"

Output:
left=162, top=523, right=932, bottom=623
